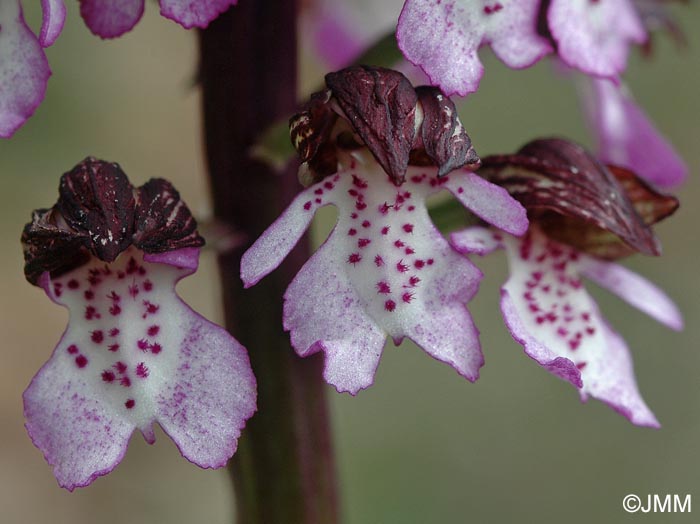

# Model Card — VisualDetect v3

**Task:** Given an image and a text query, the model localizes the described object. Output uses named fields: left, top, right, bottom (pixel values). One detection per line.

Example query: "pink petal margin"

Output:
left=241, top=189, right=319, bottom=288
left=40, top=0, right=67, bottom=47
left=159, top=0, right=237, bottom=29
left=580, top=256, right=683, bottom=331
left=284, top=233, right=387, bottom=395
left=79, top=0, right=145, bottom=39
left=0, top=1, right=51, bottom=138
left=501, top=289, right=583, bottom=387
left=444, top=173, right=528, bottom=236
left=581, top=77, right=687, bottom=188
left=449, top=226, right=503, bottom=257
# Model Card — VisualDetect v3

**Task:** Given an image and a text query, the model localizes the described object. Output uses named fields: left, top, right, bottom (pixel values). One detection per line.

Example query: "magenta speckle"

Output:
left=120, top=377, right=131, bottom=387
left=137, top=339, right=149, bottom=351
left=303, top=201, right=312, bottom=211
left=374, top=255, right=384, bottom=267
left=150, top=343, right=162, bottom=355
left=102, top=370, right=115, bottom=382
left=67, top=279, right=79, bottom=290
left=147, top=325, right=160, bottom=337
left=348, top=228, right=357, bottom=236
left=67, top=344, right=79, bottom=355
left=108, top=344, right=120, bottom=352
left=75, top=355, right=88, bottom=368
left=402, top=223, right=414, bottom=233
left=84, top=290, right=95, bottom=300
left=377, top=281, right=391, bottom=294
left=396, top=260, right=409, bottom=273
left=91, top=331, right=104, bottom=344
left=362, top=220, right=371, bottom=228
left=136, top=362, right=149, bottom=378
left=381, top=226, right=390, bottom=235
left=143, top=280, right=153, bottom=292
left=352, top=175, right=368, bottom=188
left=384, top=300, right=396, bottom=312
left=125, top=399, right=135, bottom=409
left=402, top=292, right=414, bottom=304
left=358, top=238, right=371, bottom=248
left=114, top=361, right=127, bottom=374
left=348, top=253, right=362, bottom=265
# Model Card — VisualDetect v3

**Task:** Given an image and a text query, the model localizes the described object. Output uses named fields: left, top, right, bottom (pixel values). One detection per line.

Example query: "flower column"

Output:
left=198, top=3, right=339, bottom=524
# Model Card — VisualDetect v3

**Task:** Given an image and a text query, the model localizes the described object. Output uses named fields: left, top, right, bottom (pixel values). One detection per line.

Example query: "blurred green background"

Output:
left=1, top=3, right=698, bottom=523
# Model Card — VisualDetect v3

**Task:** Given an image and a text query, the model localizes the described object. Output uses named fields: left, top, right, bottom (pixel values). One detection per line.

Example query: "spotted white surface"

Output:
left=243, top=153, right=527, bottom=393
left=24, top=247, right=256, bottom=489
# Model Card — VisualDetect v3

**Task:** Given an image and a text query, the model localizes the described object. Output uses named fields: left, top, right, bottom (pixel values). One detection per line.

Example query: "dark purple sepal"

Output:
left=289, top=90, right=339, bottom=186
left=133, top=179, right=204, bottom=253
left=22, top=158, right=205, bottom=285
left=414, top=86, right=480, bottom=177
left=21, top=209, right=92, bottom=285
left=481, top=138, right=670, bottom=259
left=606, top=164, right=679, bottom=225
left=56, top=158, right=135, bottom=262
left=325, top=66, right=417, bottom=185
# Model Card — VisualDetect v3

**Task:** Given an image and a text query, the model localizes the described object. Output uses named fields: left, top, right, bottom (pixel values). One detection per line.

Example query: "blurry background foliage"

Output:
left=1, top=3, right=698, bottom=524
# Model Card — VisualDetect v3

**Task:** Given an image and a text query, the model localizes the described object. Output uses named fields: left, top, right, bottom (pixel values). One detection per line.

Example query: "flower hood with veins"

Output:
left=451, top=138, right=681, bottom=426
left=22, top=159, right=256, bottom=490
left=241, top=67, right=528, bottom=394
left=1, top=0, right=236, bottom=138
left=397, top=0, right=646, bottom=96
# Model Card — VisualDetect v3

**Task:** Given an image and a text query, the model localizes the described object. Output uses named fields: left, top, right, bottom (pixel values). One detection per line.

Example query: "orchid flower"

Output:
left=397, top=0, right=645, bottom=96
left=451, top=138, right=681, bottom=426
left=22, top=159, right=256, bottom=490
left=1, top=0, right=236, bottom=138
left=241, top=67, right=528, bottom=394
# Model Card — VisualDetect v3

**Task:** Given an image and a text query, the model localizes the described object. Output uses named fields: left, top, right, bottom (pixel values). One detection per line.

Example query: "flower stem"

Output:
left=198, top=4, right=340, bottom=523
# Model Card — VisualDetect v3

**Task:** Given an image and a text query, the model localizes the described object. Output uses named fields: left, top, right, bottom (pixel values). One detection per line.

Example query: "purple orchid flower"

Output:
left=241, top=67, right=528, bottom=394
left=22, top=159, right=256, bottom=490
left=397, top=0, right=646, bottom=96
left=0, top=0, right=65, bottom=138
left=579, top=76, right=687, bottom=188
left=451, top=138, right=681, bottom=426
left=1, top=0, right=236, bottom=138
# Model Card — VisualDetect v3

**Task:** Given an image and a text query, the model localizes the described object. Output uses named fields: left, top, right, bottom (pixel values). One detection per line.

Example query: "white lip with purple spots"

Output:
left=242, top=152, right=527, bottom=394
left=451, top=225, right=682, bottom=427
left=24, top=247, right=256, bottom=490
